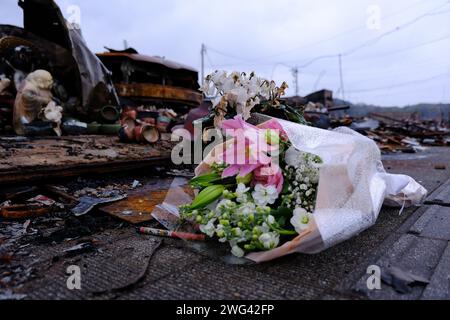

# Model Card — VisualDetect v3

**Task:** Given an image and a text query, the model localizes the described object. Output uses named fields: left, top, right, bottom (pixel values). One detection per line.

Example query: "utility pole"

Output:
left=338, top=54, right=345, bottom=100
left=201, top=44, right=206, bottom=85
left=123, top=39, right=128, bottom=50
left=291, top=66, right=299, bottom=97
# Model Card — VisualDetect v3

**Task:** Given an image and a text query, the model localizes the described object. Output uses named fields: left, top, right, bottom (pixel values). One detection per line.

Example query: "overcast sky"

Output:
left=1, top=0, right=450, bottom=106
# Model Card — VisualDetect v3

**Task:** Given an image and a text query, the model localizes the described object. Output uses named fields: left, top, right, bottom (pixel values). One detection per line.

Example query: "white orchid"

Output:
left=246, top=76, right=261, bottom=97
left=221, top=77, right=236, bottom=92
left=228, top=86, right=249, bottom=108
left=211, top=70, right=227, bottom=85
left=252, top=184, right=278, bottom=206
left=201, top=70, right=290, bottom=125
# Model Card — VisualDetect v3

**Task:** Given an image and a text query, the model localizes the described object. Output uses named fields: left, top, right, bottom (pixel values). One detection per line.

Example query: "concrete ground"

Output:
left=1, top=147, right=449, bottom=300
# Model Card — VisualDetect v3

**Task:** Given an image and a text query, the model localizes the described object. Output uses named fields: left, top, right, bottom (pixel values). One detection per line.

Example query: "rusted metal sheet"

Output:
left=99, top=180, right=195, bottom=224
left=99, top=186, right=167, bottom=224
left=115, top=83, right=202, bottom=106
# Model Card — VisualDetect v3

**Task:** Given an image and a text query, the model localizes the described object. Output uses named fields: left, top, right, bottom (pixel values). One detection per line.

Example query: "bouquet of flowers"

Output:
left=180, top=114, right=322, bottom=258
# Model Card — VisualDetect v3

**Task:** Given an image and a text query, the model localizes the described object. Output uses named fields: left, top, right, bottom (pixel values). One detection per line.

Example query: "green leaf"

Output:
left=189, top=172, right=221, bottom=188
left=277, top=216, right=286, bottom=227
left=190, top=185, right=225, bottom=210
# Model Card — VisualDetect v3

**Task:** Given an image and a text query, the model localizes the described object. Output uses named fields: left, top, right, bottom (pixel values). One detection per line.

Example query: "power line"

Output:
left=345, top=33, right=450, bottom=63
left=204, top=0, right=435, bottom=64
left=206, top=45, right=255, bottom=63
left=205, top=51, right=215, bottom=69
left=281, top=0, right=450, bottom=69
left=210, top=19, right=450, bottom=71
left=341, top=2, right=450, bottom=57
left=201, top=2, right=450, bottom=99
left=255, top=0, right=436, bottom=61
left=312, top=70, right=326, bottom=92
left=207, top=30, right=450, bottom=69
left=346, top=72, right=450, bottom=93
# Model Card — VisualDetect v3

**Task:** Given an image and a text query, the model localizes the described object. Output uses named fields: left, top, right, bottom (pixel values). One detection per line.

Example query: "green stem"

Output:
left=277, top=229, right=297, bottom=236
left=268, top=223, right=297, bottom=236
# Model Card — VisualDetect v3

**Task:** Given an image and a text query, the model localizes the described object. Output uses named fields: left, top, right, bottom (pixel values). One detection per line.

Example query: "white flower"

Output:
left=215, top=224, right=225, bottom=237
left=229, top=71, right=242, bottom=83
left=221, top=77, right=236, bottom=92
left=238, top=202, right=256, bottom=216
left=246, top=76, right=261, bottom=97
left=231, top=245, right=245, bottom=258
left=252, top=184, right=279, bottom=206
left=255, top=223, right=271, bottom=234
left=266, top=215, right=275, bottom=225
left=216, top=199, right=235, bottom=212
left=211, top=70, right=227, bottom=85
left=235, top=183, right=250, bottom=203
left=199, top=80, right=216, bottom=97
left=229, top=86, right=249, bottom=108
left=201, top=70, right=283, bottom=120
left=258, top=232, right=279, bottom=250
left=232, top=227, right=243, bottom=237
left=259, top=80, right=274, bottom=99
left=199, top=219, right=216, bottom=237
left=290, top=207, right=313, bottom=234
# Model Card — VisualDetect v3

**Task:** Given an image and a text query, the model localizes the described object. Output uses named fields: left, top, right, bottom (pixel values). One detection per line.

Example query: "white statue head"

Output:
left=26, top=69, right=53, bottom=90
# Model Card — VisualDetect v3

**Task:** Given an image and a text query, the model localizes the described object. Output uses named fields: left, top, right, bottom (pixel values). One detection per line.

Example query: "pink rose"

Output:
left=252, top=163, right=284, bottom=194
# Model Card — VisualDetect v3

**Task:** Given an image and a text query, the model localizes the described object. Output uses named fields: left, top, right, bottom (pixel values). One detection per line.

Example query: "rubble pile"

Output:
left=355, top=113, right=450, bottom=153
